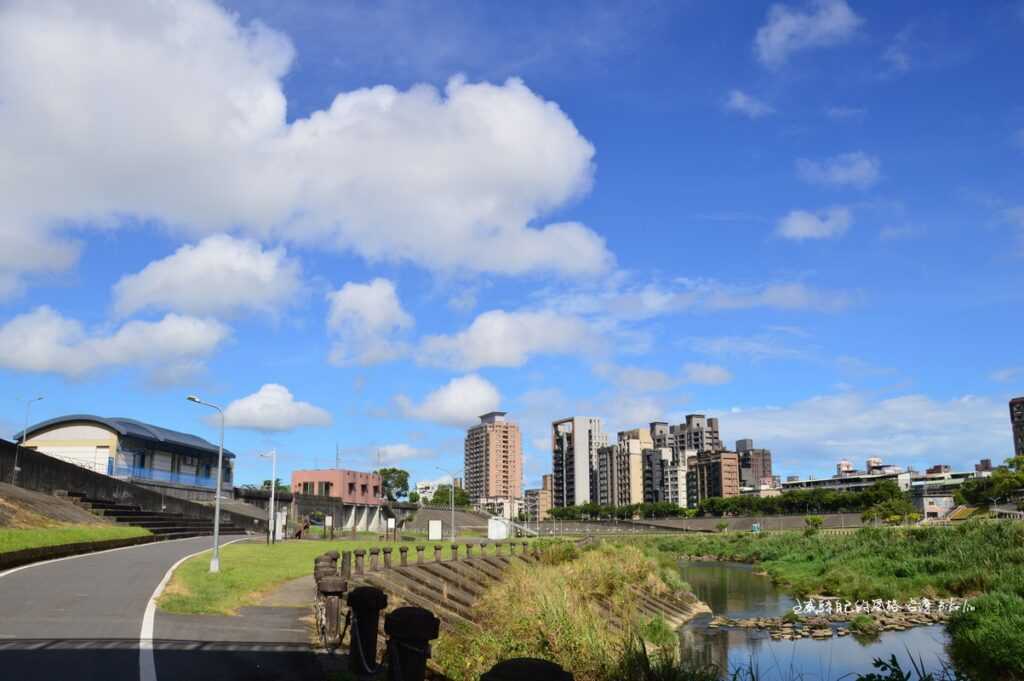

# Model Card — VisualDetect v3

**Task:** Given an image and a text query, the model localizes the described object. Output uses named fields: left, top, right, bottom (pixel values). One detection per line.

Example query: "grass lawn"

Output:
left=158, top=537, right=531, bottom=615
left=0, top=525, right=151, bottom=554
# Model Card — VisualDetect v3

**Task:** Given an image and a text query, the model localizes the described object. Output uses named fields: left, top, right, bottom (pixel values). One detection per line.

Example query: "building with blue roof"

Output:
left=15, top=415, right=234, bottom=500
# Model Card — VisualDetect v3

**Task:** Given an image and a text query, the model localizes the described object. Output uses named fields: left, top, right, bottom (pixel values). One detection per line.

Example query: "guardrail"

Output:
left=111, top=465, right=220, bottom=490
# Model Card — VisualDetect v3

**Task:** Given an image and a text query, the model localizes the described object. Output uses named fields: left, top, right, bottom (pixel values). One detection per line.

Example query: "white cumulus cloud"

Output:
left=396, top=374, right=501, bottom=427
left=0, top=0, right=612, bottom=296
left=221, top=383, right=332, bottom=432
left=724, top=90, right=775, bottom=118
left=776, top=207, right=852, bottom=240
left=419, top=310, right=595, bottom=370
left=113, top=235, right=302, bottom=317
left=796, top=152, right=880, bottom=188
left=0, top=306, right=228, bottom=379
left=719, top=393, right=1009, bottom=472
left=683, top=363, right=733, bottom=385
left=327, top=278, right=413, bottom=366
left=755, top=0, right=863, bottom=67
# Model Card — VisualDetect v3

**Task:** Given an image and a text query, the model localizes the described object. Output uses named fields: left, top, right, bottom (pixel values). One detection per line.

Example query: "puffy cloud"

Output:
left=755, top=0, right=863, bottom=67
left=0, top=0, right=612, bottom=295
left=419, top=310, right=595, bottom=370
left=0, top=306, right=228, bottom=379
left=113, top=235, right=302, bottom=317
left=776, top=207, right=852, bottom=240
left=990, top=367, right=1022, bottom=383
left=687, top=334, right=809, bottom=361
left=682, top=363, right=733, bottom=385
left=719, top=393, right=1009, bottom=471
left=375, top=443, right=429, bottom=464
left=724, top=90, right=775, bottom=118
left=594, top=363, right=677, bottom=392
left=796, top=152, right=880, bottom=189
left=327, top=278, right=413, bottom=366
left=539, top=276, right=853, bottom=321
left=221, top=383, right=332, bottom=432
left=396, top=374, right=501, bottom=427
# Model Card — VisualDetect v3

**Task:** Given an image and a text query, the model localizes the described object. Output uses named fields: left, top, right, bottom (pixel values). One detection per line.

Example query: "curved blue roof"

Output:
left=14, top=414, right=235, bottom=459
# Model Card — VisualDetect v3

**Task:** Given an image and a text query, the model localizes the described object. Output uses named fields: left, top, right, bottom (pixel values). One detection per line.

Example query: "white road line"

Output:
left=0, top=535, right=215, bottom=581
left=138, top=537, right=249, bottom=681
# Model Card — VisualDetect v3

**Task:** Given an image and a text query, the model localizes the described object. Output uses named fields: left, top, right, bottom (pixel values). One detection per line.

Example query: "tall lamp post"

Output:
left=260, top=449, right=277, bottom=545
left=187, top=395, right=225, bottom=573
left=435, top=466, right=461, bottom=542
left=12, top=396, right=43, bottom=486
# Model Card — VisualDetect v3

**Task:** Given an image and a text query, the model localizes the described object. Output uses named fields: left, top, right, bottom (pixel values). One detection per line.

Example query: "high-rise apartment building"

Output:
left=464, top=412, right=522, bottom=502
left=686, top=450, right=740, bottom=508
left=651, top=415, right=723, bottom=459
left=736, top=439, right=772, bottom=488
left=552, top=417, right=607, bottom=507
left=1011, top=397, right=1024, bottom=457
left=524, top=475, right=554, bottom=521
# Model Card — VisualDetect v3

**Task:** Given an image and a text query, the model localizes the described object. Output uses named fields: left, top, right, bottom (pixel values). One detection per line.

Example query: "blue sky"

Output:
left=1, top=0, right=1022, bottom=489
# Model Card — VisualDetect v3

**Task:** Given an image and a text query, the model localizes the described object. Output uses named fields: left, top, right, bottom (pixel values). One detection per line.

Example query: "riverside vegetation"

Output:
left=645, top=521, right=1024, bottom=680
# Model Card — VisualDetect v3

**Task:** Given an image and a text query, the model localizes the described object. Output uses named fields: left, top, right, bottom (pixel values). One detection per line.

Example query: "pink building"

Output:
left=291, top=469, right=384, bottom=505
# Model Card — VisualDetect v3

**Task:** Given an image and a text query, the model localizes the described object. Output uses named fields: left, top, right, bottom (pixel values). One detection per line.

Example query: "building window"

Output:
left=361, top=484, right=368, bottom=495
left=348, top=482, right=356, bottom=494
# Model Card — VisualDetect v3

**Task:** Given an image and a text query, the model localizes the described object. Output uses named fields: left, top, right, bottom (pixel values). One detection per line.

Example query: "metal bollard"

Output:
left=383, top=547, right=393, bottom=569
left=369, top=548, right=380, bottom=571
left=347, top=586, right=388, bottom=675
left=450, top=544, right=460, bottom=561
left=341, top=551, right=352, bottom=578
left=480, top=658, right=574, bottom=681
left=317, top=575, right=348, bottom=650
left=464, top=543, right=474, bottom=558
left=354, top=549, right=366, bottom=575
left=479, top=542, right=489, bottom=556
left=416, top=545, right=425, bottom=563
left=384, top=606, right=441, bottom=681
left=399, top=546, right=409, bottom=566
left=433, top=545, right=442, bottom=562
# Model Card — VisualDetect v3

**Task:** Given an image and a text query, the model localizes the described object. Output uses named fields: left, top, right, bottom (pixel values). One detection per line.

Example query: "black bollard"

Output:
left=383, top=547, right=393, bottom=569
left=433, top=545, right=443, bottom=562
left=480, top=658, right=574, bottom=681
left=341, top=551, right=352, bottom=578
left=416, top=545, right=425, bottom=563
left=384, top=606, right=440, bottom=681
left=450, top=544, right=460, bottom=561
left=347, top=586, right=388, bottom=675
left=464, top=543, right=473, bottom=558
left=354, top=549, right=366, bottom=575
left=399, top=546, right=409, bottom=567
left=369, top=548, right=380, bottom=571
left=318, top=576, right=348, bottom=650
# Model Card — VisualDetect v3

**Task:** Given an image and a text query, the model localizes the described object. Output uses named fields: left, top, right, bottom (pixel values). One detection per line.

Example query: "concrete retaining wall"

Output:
left=0, top=534, right=159, bottom=571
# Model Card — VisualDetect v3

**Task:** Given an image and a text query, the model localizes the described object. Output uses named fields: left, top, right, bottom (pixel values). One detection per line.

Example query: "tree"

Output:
left=431, top=484, right=471, bottom=508
left=804, top=515, right=823, bottom=536
left=374, top=467, right=410, bottom=502
left=262, top=478, right=289, bottom=494
left=408, top=491, right=420, bottom=504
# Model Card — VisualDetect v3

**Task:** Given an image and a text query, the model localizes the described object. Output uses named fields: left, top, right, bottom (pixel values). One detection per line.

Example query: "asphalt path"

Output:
left=0, top=536, right=320, bottom=681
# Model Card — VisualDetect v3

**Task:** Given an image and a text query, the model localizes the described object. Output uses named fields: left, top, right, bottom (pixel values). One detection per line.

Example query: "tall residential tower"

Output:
left=464, top=412, right=522, bottom=502
left=552, top=416, right=607, bottom=507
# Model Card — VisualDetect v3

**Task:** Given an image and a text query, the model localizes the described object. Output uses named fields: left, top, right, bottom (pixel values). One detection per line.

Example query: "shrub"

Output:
left=946, top=592, right=1024, bottom=680
left=803, top=515, right=823, bottom=536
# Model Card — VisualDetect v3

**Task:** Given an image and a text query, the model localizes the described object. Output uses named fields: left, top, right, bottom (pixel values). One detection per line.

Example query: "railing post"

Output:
left=383, top=547, right=393, bottom=569
left=347, top=586, right=388, bottom=674
left=416, top=545, right=426, bottom=563
left=399, top=546, right=409, bottom=567
left=384, top=606, right=441, bottom=681
left=434, top=544, right=443, bottom=562
left=450, top=543, right=460, bottom=561
left=480, top=541, right=489, bottom=556
left=464, top=542, right=473, bottom=558
left=354, top=549, right=365, bottom=575
left=369, top=548, right=380, bottom=571
left=341, top=551, right=352, bottom=578
left=317, top=576, right=347, bottom=650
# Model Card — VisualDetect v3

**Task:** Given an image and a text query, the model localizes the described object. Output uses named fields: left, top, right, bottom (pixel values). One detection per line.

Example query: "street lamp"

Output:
left=12, top=396, right=43, bottom=486
left=187, top=395, right=225, bottom=573
left=260, top=450, right=277, bottom=545
left=435, top=466, right=461, bottom=542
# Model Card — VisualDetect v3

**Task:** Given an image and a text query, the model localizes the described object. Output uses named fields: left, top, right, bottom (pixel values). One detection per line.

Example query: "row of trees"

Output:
left=955, top=456, right=1024, bottom=508
left=545, top=480, right=913, bottom=521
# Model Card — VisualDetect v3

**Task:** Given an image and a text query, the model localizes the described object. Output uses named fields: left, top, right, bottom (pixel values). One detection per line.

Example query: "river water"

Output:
left=677, top=561, right=952, bottom=680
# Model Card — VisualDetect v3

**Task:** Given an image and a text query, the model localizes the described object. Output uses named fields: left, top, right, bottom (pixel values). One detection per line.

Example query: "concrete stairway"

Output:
left=70, top=493, right=247, bottom=540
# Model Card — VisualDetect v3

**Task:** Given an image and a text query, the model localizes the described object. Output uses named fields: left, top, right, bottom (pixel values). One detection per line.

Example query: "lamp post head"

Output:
left=187, top=395, right=200, bottom=403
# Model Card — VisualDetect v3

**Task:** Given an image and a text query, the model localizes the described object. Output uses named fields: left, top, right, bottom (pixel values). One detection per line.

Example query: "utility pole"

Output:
left=335, top=443, right=340, bottom=469
left=12, top=396, right=43, bottom=486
